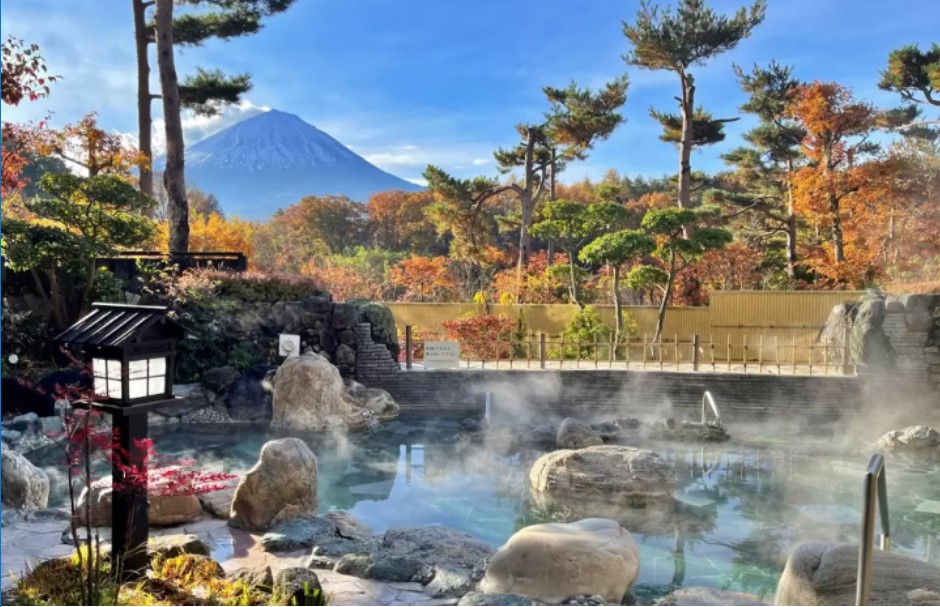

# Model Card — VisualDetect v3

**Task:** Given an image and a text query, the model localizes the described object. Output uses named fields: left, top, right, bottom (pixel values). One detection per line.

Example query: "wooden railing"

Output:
left=402, top=326, right=855, bottom=376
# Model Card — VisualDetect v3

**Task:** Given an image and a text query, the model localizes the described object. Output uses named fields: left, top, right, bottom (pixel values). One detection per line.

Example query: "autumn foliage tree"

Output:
left=787, top=82, right=887, bottom=282
left=366, top=190, right=440, bottom=254
left=387, top=255, right=458, bottom=302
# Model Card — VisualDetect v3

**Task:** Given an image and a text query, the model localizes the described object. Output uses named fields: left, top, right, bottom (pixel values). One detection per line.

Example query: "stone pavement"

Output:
left=0, top=510, right=456, bottom=606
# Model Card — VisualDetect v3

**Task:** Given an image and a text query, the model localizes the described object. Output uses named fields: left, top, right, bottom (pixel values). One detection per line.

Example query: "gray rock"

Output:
left=12, top=413, right=39, bottom=425
left=529, top=445, right=677, bottom=509
left=147, top=534, right=210, bottom=558
left=261, top=516, right=335, bottom=551
left=225, top=365, right=274, bottom=422
left=774, top=543, right=940, bottom=606
left=335, top=343, right=357, bottom=367
left=851, top=291, right=895, bottom=370
left=556, top=418, right=604, bottom=449
left=1, top=445, right=49, bottom=511
left=332, top=304, right=360, bottom=331
left=270, top=353, right=372, bottom=432
left=324, top=509, right=375, bottom=541
left=202, top=366, right=241, bottom=394
left=273, top=567, right=323, bottom=605
left=382, top=525, right=495, bottom=598
left=227, top=564, right=274, bottom=591
left=459, top=593, right=546, bottom=606
left=334, top=552, right=424, bottom=583
left=3, top=430, right=22, bottom=443
left=230, top=437, right=318, bottom=531
left=875, top=425, right=940, bottom=459
left=198, top=484, right=236, bottom=519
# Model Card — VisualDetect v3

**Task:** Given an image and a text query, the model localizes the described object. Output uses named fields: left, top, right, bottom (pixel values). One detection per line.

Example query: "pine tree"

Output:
left=493, top=78, right=629, bottom=285
left=622, top=0, right=766, bottom=210
left=133, top=0, right=295, bottom=205
left=708, top=61, right=805, bottom=279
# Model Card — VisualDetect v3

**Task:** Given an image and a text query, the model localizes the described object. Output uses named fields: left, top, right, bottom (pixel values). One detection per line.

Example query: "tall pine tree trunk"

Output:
left=133, top=0, right=154, bottom=199
left=156, top=0, right=189, bottom=253
left=514, top=127, right=538, bottom=302
left=677, top=72, right=695, bottom=209
left=822, top=153, right=844, bottom=264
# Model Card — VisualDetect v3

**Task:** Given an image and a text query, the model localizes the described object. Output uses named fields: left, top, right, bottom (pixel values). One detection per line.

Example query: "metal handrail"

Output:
left=701, top=391, right=721, bottom=427
left=856, top=453, right=891, bottom=606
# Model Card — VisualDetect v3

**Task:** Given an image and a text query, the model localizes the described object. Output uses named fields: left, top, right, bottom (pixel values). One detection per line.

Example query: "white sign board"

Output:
left=423, top=341, right=460, bottom=369
left=279, top=334, right=301, bottom=357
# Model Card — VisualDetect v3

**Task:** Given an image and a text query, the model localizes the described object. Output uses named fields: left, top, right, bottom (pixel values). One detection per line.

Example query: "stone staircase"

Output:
left=354, top=322, right=400, bottom=384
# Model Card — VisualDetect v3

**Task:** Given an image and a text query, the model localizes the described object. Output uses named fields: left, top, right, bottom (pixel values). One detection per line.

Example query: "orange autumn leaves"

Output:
left=788, top=82, right=940, bottom=286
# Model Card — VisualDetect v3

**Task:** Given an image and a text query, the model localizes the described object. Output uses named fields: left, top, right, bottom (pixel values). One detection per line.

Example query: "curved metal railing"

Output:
left=701, top=391, right=721, bottom=427
left=856, top=453, right=891, bottom=606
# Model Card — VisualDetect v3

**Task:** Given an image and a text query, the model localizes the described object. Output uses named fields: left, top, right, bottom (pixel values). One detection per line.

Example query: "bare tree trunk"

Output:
left=133, top=0, right=155, bottom=199
left=677, top=72, right=695, bottom=210
left=155, top=0, right=189, bottom=253
left=546, top=148, right=557, bottom=266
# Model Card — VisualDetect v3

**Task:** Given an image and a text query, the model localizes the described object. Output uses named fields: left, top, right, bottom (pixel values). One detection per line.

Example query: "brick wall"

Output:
left=880, top=296, right=940, bottom=396
left=354, top=322, right=400, bottom=384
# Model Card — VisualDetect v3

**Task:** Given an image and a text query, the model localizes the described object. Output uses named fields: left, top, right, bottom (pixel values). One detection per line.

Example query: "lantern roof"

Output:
left=54, top=303, right=185, bottom=348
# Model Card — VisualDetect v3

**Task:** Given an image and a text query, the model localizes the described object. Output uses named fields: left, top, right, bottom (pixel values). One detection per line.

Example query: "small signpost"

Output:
left=423, top=341, right=461, bottom=369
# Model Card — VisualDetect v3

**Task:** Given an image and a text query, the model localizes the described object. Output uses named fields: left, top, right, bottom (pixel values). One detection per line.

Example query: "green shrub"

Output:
left=552, top=306, right=612, bottom=360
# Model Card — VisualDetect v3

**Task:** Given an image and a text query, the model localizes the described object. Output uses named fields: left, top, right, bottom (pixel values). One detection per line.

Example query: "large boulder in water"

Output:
left=529, top=445, right=677, bottom=508
left=1, top=445, right=49, bottom=511
left=270, top=352, right=373, bottom=432
left=480, top=518, right=640, bottom=604
left=876, top=426, right=940, bottom=459
left=229, top=437, right=318, bottom=531
left=555, top=418, right=603, bottom=449
left=774, top=543, right=940, bottom=605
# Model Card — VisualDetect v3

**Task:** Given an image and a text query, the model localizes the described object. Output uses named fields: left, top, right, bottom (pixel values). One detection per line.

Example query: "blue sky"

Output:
left=2, top=0, right=938, bottom=186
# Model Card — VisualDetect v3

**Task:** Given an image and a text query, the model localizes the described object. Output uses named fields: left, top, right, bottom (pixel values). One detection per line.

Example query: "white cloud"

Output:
left=150, top=99, right=270, bottom=155
left=471, top=158, right=490, bottom=166
left=405, top=177, right=429, bottom=187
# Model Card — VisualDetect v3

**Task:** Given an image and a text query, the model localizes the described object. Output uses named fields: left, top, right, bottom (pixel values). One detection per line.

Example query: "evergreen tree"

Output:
left=133, top=0, right=295, bottom=204
left=708, top=61, right=805, bottom=279
left=622, top=0, right=766, bottom=210
left=879, top=44, right=940, bottom=142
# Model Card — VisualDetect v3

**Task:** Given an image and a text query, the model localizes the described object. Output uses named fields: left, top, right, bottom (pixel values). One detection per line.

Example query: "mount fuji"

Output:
left=158, top=110, right=423, bottom=219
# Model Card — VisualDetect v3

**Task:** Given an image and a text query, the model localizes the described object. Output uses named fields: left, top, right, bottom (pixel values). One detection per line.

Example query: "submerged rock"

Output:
left=555, top=418, right=603, bottom=449
left=271, top=352, right=373, bottom=432
left=647, top=420, right=730, bottom=443
left=774, top=543, right=940, bottom=606
left=334, top=552, right=424, bottom=583
left=529, top=445, right=677, bottom=508
left=346, top=381, right=400, bottom=422
left=229, top=437, right=318, bottom=531
left=480, top=518, right=640, bottom=604
left=657, top=587, right=769, bottom=606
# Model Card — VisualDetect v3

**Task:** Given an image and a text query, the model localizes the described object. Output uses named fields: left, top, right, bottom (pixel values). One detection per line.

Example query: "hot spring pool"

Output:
left=39, top=415, right=940, bottom=604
